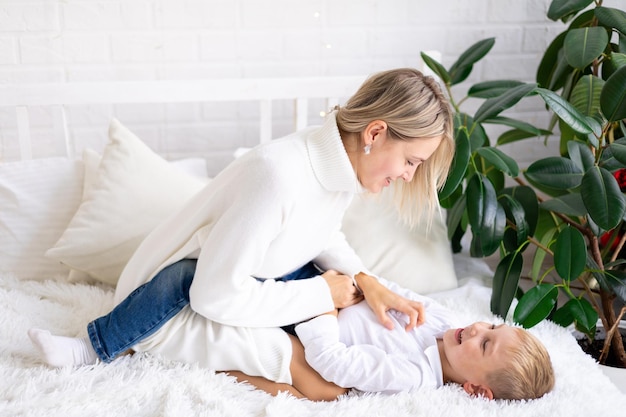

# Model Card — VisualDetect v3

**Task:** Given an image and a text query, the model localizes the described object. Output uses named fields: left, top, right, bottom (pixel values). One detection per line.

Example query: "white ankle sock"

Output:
left=28, top=328, right=98, bottom=367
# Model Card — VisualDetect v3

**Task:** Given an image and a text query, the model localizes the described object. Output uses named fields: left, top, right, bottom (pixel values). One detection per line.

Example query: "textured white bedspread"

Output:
left=1, top=265, right=625, bottom=417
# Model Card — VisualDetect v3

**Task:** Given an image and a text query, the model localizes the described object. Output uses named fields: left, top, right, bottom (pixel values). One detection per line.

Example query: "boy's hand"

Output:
left=354, top=272, right=425, bottom=331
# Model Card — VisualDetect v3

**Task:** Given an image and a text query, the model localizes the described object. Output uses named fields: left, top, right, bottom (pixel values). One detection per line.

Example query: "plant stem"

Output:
left=600, top=306, right=626, bottom=364
left=610, top=231, right=626, bottom=263
left=599, top=290, right=626, bottom=367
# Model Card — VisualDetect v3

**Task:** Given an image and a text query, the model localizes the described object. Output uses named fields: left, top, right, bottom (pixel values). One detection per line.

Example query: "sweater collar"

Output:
left=306, top=112, right=365, bottom=193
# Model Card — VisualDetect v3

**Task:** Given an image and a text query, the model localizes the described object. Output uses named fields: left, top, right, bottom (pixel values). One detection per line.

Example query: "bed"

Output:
left=0, top=76, right=625, bottom=417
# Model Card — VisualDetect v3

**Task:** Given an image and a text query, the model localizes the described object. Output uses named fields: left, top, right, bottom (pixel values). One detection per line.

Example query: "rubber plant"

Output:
left=422, top=0, right=626, bottom=366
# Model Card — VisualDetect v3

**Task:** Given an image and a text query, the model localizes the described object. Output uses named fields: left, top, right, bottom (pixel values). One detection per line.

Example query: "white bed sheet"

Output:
left=1, top=253, right=625, bottom=417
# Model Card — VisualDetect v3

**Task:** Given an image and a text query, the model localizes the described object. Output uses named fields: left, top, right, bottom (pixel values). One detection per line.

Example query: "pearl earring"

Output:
left=364, top=144, right=372, bottom=155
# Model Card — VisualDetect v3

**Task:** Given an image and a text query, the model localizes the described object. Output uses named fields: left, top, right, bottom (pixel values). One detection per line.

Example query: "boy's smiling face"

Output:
left=438, top=322, right=521, bottom=399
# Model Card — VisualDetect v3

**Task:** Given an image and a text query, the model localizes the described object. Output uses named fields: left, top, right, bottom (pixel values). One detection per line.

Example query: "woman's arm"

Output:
left=355, top=272, right=425, bottom=331
left=224, top=333, right=348, bottom=402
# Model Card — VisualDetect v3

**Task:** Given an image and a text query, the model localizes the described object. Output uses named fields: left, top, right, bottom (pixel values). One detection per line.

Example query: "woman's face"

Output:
left=355, top=122, right=442, bottom=193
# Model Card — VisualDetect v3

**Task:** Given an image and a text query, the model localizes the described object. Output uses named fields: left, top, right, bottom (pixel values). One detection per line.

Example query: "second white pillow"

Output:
left=46, top=119, right=208, bottom=286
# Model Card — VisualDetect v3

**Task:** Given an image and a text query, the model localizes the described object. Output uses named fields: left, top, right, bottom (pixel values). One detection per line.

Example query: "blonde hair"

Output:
left=488, top=328, right=555, bottom=400
left=335, top=68, right=455, bottom=228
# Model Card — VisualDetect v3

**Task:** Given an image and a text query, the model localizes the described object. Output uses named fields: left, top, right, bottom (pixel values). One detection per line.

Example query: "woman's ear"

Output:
left=363, top=120, right=388, bottom=144
left=462, top=382, right=495, bottom=400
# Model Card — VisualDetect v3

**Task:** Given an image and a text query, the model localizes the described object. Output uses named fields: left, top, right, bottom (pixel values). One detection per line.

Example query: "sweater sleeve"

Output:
left=313, top=226, right=369, bottom=278
left=295, top=315, right=429, bottom=394
left=188, top=160, right=334, bottom=328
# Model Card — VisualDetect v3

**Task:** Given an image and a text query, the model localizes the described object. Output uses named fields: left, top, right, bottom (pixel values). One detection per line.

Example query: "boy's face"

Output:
left=440, top=322, right=520, bottom=396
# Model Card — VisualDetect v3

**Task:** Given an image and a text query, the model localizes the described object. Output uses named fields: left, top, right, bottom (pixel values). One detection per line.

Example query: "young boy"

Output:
left=225, top=274, right=554, bottom=401
left=29, top=274, right=554, bottom=401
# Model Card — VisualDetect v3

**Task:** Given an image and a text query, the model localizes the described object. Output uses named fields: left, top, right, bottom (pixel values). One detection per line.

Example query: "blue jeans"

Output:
left=88, top=259, right=321, bottom=362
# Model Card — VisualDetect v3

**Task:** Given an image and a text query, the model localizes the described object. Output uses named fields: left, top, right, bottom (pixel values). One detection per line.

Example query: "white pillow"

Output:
left=0, top=157, right=85, bottom=280
left=341, top=191, right=457, bottom=294
left=46, top=118, right=208, bottom=286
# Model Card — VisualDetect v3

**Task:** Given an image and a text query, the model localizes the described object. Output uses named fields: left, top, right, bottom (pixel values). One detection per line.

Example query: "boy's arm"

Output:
left=295, top=314, right=430, bottom=394
left=287, top=333, right=349, bottom=401
left=224, top=371, right=305, bottom=398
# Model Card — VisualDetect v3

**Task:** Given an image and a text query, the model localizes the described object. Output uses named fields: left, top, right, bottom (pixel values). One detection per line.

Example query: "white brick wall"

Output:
left=0, top=0, right=603, bottom=172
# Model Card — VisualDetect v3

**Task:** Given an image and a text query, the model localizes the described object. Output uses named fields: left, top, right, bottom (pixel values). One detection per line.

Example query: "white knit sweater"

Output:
left=115, top=112, right=368, bottom=329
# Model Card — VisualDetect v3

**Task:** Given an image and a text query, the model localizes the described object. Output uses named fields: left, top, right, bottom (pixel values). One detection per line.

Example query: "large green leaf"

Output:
left=448, top=38, right=495, bottom=85
left=480, top=160, right=505, bottom=191
left=554, top=226, right=587, bottom=281
left=552, top=298, right=598, bottom=338
left=525, top=157, right=583, bottom=189
left=466, top=174, right=506, bottom=257
left=455, top=113, right=488, bottom=150
left=595, top=6, right=626, bottom=36
left=603, top=53, right=626, bottom=80
left=420, top=52, right=451, bottom=84
left=531, top=222, right=559, bottom=281
left=469, top=122, right=488, bottom=150
left=497, top=128, right=553, bottom=145
left=600, top=65, right=626, bottom=122
left=499, top=194, right=529, bottom=248
left=601, top=140, right=626, bottom=170
left=556, top=115, right=574, bottom=156
left=564, top=27, right=609, bottom=69
left=540, top=193, right=587, bottom=216
left=501, top=186, right=539, bottom=235
left=514, top=284, right=559, bottom=328
left=536, top=88, right=595, bottom=134
left=548, top=0, right=594, bottom=22
left=468, top=80, right=525, bottom=98
left=537, top=32, right=570, bottom=90
left=475, top=147, right=519, bottom=177
left=439, top=128, right=471, bottom=200
left=446, top=192, right=467, bottom=240
left=474, top=83, right=537, bottom=124
left=609, top=142, right=626, bottom=165
left=581, top=166, right=626, bottom=230
left=567, top=140, right=595, bottom=172
left=570, top=75, right=605, bottom=117
left=482, top=116, right=545, bottom=136
left=491, top=252, right=523, bottom=318
left=567, top=8, right=596, bottom=29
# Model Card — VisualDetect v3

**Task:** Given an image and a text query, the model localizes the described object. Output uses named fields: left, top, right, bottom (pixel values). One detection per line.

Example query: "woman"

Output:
left=30, top=68, right=455, bottom=384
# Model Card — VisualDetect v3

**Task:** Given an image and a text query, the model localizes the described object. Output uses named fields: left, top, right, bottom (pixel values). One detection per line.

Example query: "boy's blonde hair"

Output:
left=335, top=68, right=455, bottom=228
left=489, top=328, right=555, bottom=400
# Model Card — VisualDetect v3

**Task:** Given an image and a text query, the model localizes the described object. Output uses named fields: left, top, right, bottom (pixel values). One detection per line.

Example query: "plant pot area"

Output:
left=575, top=321, right=626, bottom=395
left=576, top=324, right=626, bottom=369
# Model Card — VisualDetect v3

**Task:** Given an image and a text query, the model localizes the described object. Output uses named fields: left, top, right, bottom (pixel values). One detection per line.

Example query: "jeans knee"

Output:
left=177, top=259, right=196, bottom=297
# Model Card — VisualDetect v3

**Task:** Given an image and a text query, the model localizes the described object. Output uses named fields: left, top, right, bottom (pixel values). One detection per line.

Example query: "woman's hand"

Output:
left=354, top=272, right=425, bottom=331
left=321, top=270, right=363, bottom=309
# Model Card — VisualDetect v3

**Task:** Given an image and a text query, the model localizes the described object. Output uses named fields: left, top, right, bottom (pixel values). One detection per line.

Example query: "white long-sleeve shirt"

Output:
left=295, top=278, right=460, bottom=394
left=115, top=112, right=368, bottom=328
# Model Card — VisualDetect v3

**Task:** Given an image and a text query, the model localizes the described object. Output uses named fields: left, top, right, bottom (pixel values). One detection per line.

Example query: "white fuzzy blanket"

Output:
left=1, top=271, right=625, bottom=417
